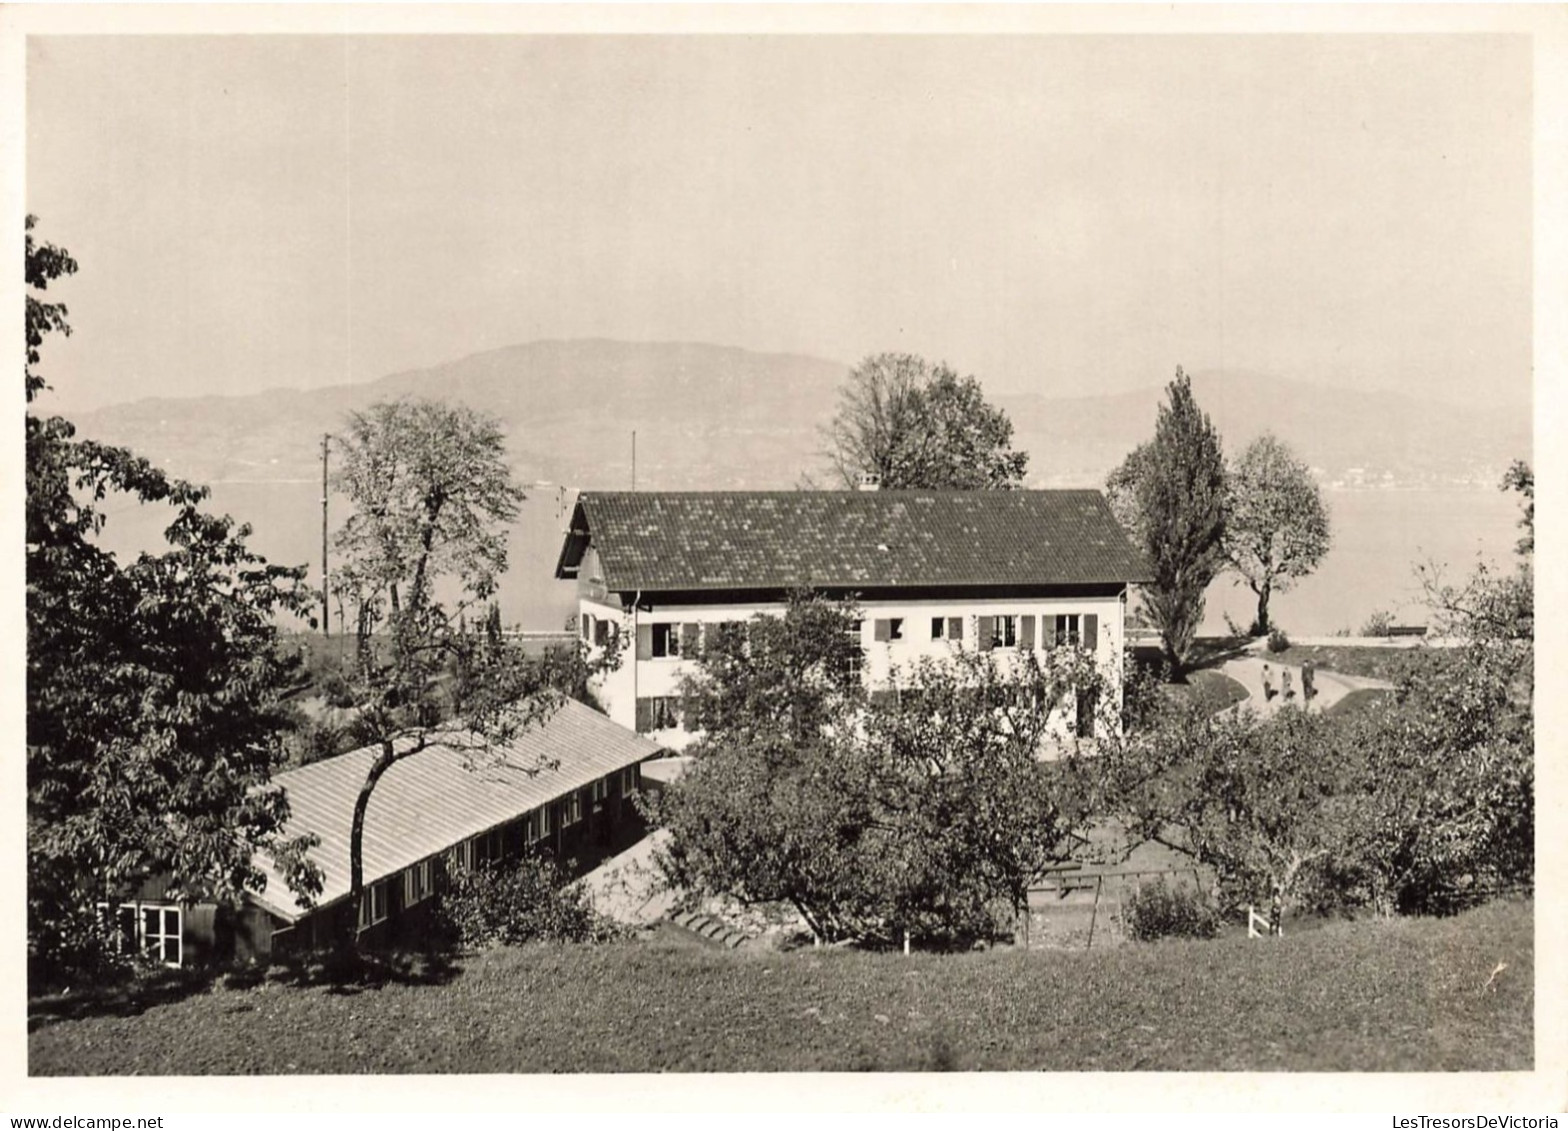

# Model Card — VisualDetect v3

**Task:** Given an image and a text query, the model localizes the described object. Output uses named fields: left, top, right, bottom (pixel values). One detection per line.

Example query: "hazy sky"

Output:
left=26, top=34, right=1532, bottom=413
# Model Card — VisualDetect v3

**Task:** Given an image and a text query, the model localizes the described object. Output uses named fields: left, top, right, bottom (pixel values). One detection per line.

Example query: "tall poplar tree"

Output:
left=1108, top=368, right=1229, bottom=673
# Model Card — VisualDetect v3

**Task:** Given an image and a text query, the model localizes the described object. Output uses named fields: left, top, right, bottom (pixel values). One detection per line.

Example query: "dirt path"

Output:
left=1217, top=653, right=1393, bottom=716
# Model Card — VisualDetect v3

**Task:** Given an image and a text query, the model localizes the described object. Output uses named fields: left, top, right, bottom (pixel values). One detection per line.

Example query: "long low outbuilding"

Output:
left=111, top=698, right=665, bottom=966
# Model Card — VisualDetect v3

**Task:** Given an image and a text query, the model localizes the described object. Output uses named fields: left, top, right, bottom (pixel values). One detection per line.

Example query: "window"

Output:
left=846, top=621, right=865, bottom=679
left=476, top=827, right=506, bottom=865
left=996, top=615, right=1019, bottom=648
left=931, top=616, right=964, bottom=642
left=563, top=792, right=583, bottom=827
left=650, top=696, right=682, bottom=730
left=872, top=617, right=904, bottom=642
left=594, top=618, right=609, bottom=647
left=532, top=804, right=553, bottom=842
left=141, top=905, right=182, bottom=966
left=1055, top=614, right=1082, bottom=647
left=633, top=696, right=683, bottom=730
left=621, top=766, right=639, bottom=794
left=652, top=623, right=682, bottom=658
left=358, top=881, right=388, bottom=931
left=404, top=859, right=433, bottom=906
left=591, top=778, right=609, bottom=809
left=447, top=838, right=475, bottom=874
left=100, top=902, right=182, bottom=966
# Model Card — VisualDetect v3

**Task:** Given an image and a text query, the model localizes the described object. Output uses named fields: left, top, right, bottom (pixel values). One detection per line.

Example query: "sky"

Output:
left=25, top=33, right=1533, bottom=414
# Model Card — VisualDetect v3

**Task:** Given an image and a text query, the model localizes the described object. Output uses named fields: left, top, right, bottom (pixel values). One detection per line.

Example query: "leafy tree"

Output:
left=1223, top=433, right=1331, bottom=636
left=1501, top=459, right=1533, bottom=555
left=682, top=589, right=867, bottom=748
left=435, top=855, right=621, bottom=947
left=1101, top=704, right=1352, bottom=932
left=26, top=218, right=321, bottom=982
left=1106, top=368, right=1229, bottom=673
left=326, top=399, right=611, bottom=945
left=333, top=398, right=524, bottom=640
left=861, top=648, right=1107, bottom=944
left=658, top=595, right=1105, bottom=946
left=822, top=353, right=1028, bottom=490
left=1416, top=461, right=1534, bottom=647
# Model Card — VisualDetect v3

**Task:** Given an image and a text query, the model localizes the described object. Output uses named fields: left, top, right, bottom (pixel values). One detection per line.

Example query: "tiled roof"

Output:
left=248, top=698, right=662, bottom=920
left=558, top=490, right=1148, bottom=592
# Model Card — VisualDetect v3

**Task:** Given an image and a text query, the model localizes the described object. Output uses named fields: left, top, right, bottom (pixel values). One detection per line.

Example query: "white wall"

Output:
left=579, top=592, right=1127, bottom=750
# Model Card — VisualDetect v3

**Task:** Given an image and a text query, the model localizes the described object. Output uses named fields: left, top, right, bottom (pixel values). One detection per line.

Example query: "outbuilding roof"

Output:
left=248, top=698, right=662, bottom=920
left=555, top=490, right=1148, bottom=593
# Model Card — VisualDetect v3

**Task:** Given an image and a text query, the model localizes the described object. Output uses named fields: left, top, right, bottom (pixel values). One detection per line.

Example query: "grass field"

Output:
left=1163, top=669, right=1250, bottom=714
left=1265, top=644, right=1440, bottom=684
left=29, top=897, right=1531, bottom=1074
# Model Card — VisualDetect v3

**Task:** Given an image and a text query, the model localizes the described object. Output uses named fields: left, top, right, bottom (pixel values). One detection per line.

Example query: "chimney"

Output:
left=857, top=472, right=881, bottom=492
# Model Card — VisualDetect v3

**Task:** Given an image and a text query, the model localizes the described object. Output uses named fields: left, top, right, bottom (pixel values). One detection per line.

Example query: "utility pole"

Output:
left=321, top=433, right=331, bottom=637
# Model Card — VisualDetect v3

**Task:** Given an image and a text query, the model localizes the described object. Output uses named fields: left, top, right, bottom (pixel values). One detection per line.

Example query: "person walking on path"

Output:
left=1261, top=662, right=1274, bottom=702
left=1281, top=668, right=1294, bottom=702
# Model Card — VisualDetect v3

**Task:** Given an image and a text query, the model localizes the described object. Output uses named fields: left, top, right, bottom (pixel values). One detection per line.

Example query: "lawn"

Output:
left=29, top=897, right=1532, bottom=1074
left=1162, top=668, right=1250, bottom=715
left=1264, top=643, right=1442, bottom=685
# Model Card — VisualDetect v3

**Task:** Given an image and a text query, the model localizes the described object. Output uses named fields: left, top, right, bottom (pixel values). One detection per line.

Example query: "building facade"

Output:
left=554, top=490, right=1148, bottom=749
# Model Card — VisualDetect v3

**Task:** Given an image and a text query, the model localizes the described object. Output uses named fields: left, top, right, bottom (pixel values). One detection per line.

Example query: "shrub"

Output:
left=1360, top=610, right=1394, bottom=638
left=1121, top=878, right=1223, bottom=941
left=434, top=855, right=622, bottom=948
left=1266, top=628, right=1291, bottom=654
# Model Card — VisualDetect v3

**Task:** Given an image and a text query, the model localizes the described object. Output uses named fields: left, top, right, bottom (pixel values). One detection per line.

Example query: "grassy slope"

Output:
left=1266, top=644, right=1439, bottom=684
left=1164, top=669, right=1250, bottom=714
left=30, top=898, right=1531, bottom=1074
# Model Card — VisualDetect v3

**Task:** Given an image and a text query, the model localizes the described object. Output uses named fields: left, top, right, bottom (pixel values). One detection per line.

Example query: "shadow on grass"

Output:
left=27, top=946, right=466, bottom=1031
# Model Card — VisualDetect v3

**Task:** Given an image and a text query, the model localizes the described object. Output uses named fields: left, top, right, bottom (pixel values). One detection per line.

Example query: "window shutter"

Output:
left=1083, top=614, right=1099, bottom=652
left=681, top=623, right=701, bottom=655
left=948, top=617, right=963, bottom=641
left=635, top=697, right=653, bottom=733
left=977, top=615, right=995, bottom=651
left=636, top=624, right=653, bottom=661
left=580, top=613, right=590, bottom=639
left=1020, top=615, right=1036, bottom=649
left=873, top=619, right=891, bottom=643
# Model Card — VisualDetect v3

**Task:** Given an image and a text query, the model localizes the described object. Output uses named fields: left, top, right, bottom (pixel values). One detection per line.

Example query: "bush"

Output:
left=433, top=855, right=622, bottom=948
left=1360, top=610, right=1394, bottom=638
left=1266, top=628, right=1291, bottom=653
left=1121, top=878, right=1223, bottom=941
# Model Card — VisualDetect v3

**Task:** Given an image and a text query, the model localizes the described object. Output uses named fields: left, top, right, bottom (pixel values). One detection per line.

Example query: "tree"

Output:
left=327, top=399, right=582, bottom=945
left=26, top=218, right=321, bottom=982
left=1107, top=368, right=1229, bottom=673
left=681, top=589, right=867, bottom=748
left=656, top=594, right=1105, bottom=946
left=822, top=353, right=1028, bottom=490
left=333, top=398, right=524, bottom=640
left=1222, top=433, right=1331, bottom=636
left=1501, top=459, right=1533, bottom=556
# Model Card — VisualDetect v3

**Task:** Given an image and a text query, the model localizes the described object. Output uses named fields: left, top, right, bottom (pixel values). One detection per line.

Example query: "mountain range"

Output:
left=68, top=339, right=1530, bottom=629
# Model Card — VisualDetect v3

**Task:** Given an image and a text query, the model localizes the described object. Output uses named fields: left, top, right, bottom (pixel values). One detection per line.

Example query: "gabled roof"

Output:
left=555, top=490, right=1148, bottom=593
left=248, top=698, right=661, bottom=921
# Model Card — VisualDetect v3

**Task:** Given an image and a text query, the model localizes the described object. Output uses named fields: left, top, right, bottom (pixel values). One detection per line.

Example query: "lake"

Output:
left=93, top=484, right=1525, bottom=638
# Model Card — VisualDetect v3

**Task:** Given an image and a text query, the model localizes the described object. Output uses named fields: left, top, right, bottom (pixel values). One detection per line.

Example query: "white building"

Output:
left=553, top=489, right=1148, bottom=749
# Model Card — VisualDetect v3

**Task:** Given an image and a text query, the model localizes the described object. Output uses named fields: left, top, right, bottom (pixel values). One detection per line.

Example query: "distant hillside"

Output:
left=70, top=340, right=1530, bottom=630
